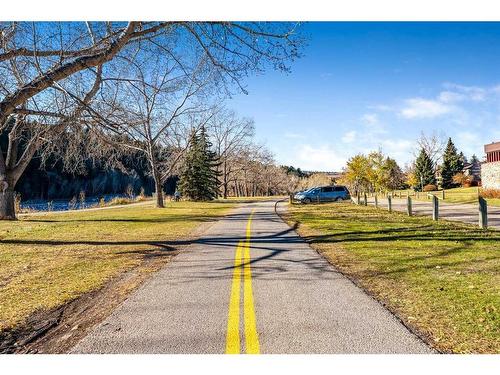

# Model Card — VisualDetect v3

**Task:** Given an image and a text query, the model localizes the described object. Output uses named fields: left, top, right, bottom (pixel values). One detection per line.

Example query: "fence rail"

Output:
left=352, top=191, right=490, bottom=230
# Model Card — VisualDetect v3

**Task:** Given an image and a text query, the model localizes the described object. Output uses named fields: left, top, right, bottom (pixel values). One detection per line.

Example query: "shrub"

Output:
left=452, top=172, right=466, bottom=186
left=135, top=187, right=146, bottom=202
left=481, top=189, right=500, bottom=199
left=79, top=190, right=86, bottom=208
left=68, top=196, right=78, bottom=210
left=107, top=197, right=134, bottom=206
left=125, top=184, right=134, bottom=199
left=423, top=184, right=438, bottom=192
left=452, top=172, right=472, bottom=187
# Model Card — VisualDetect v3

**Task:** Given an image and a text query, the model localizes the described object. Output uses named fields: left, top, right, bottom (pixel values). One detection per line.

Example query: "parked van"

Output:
left=293, top=185, right=350, bottom=204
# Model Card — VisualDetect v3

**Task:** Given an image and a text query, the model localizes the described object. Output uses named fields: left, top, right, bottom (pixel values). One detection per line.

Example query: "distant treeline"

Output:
left=1, top=131, right=179, bottom=201
left=19, top=164, right=176, bottom=202
left=16, top=154, right=178, bottom=200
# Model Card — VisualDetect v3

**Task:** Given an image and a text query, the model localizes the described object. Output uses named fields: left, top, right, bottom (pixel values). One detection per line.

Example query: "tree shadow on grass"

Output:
left=296, top=218, right=500, bottom=244
left=6, top=207, right=499, bottom=283
left=20, top=210, right=284, bottom=225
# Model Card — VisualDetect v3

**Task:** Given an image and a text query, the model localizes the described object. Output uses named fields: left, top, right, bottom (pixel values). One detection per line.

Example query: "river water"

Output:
left=20, top=194, right=127, bottom=212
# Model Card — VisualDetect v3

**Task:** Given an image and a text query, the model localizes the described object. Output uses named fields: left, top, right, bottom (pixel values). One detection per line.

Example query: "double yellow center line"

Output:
left=225, top=211, right=260, bottom=354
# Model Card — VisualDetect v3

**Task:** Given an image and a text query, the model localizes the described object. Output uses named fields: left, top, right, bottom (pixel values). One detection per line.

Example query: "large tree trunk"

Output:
left=146, top=143, right=165, bottom=208
left=151, top=165, right=164, bottom=208
left=223, top=161, right=228, bottom=199
left=149, top=159, right=164, bottom=208
left=154, top=176, right=164, bottom=208
left=0, top=130, right=38, bottom=220
left=0, top=189, right=16, bottom=220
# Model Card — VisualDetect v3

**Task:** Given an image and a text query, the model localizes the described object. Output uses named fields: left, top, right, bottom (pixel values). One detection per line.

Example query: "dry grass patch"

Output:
left=0, top=200, right=235, bottom=333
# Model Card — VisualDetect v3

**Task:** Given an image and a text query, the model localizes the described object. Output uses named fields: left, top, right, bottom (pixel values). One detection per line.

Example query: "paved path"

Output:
left=373, top=197, right=500, bottom=230
left=72, top=201, right=432, bottom=354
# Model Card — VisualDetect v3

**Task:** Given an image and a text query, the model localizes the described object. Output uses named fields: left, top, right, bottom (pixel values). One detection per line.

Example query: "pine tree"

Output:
left=178, top=127, right=221, bottom=201
left=415, top=148, right=435, bottom=191
left=441, top=138, right=464, bottom=189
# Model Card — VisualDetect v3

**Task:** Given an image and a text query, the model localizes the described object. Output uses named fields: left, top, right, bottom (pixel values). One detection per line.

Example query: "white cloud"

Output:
left=295, top=144, right=347, bottom=171
left=361, top=113, right=378, bottom=125
left=454, top=131, right=492, bottom=159
left=442, top=83, right=486, bottom=102
left=368, top=104, right=392, bottom=112
left=400, top=98, right=455, bottom=119
left=379, top=139, right=414, bottom=160
left=398, top=83, right=498, bottom=120
left=438, top=91, right=466, bottom=103
left=456, top=131, right=481, bottom=144
left=342, top=130, right=357, bottom=143
left=284, top=131, right=304, bottom=139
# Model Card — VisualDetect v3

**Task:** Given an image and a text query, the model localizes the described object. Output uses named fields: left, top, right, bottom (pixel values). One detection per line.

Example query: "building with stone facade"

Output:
left=482, top=141, right=500, bottom=189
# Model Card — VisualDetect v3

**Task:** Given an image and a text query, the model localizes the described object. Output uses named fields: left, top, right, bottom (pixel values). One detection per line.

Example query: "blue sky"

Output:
left=228, top=22, right=500, bottom=171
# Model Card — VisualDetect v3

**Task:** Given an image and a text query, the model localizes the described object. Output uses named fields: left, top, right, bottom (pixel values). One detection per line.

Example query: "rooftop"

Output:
left=484, top=141, right=500, bottom=153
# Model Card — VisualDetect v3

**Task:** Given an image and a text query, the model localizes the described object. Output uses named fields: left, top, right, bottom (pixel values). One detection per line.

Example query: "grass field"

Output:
left=391, top=187, right=500, bottom=207
left=285, top=202, right=500, bottom=353
left=0, top=200, right=235, bottom=333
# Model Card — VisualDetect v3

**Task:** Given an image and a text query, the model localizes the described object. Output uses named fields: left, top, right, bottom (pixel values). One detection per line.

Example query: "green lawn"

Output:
left=0, top=200, right=235, bottom=332
left=285, top=202, right=500, bottom=353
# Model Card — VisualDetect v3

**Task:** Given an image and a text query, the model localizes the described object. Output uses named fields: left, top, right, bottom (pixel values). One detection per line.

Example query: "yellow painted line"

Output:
left=225, top=241, right=242, bottom=354
left=243, top=235, right=260, bottom=354
left=225, top=210, right=260, bottom=354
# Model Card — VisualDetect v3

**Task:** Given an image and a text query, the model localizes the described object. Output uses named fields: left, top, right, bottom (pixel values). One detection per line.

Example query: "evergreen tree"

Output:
left=459, top=152, right=467, bottom=165
left=441, top=138, right=464, bottom=189
left=178, top=127, right=221, bottom=201
left=414, top=148, right=435, bottom=191
left=384, top=157, right=405, bottom=190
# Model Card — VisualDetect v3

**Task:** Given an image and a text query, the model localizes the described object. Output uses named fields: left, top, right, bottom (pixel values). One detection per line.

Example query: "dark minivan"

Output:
left=294, top=185, right=350, bottom=204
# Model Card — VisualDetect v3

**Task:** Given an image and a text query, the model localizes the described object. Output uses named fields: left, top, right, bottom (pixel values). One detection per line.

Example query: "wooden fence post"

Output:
left=407, top=196, right=412, bottom=216
left=387, top=195, right=392, bottom=212
left=289, top=194, right=293, bottom=204
left=442, top=190, right=445, bottom=200
left=356, top=194, right=360, bottom=205
left=363, top=193, right=367, bottom=206
left=479, top=197, right=488, bottom=229
left=432, top=195, right=439, bottom=221
left=374, top=195, right=378, bottom=208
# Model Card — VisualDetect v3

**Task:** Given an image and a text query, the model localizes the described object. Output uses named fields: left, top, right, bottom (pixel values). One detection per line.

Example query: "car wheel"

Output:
left=303, top=198, right=311, bottom=204
left=335, top=197, right=342, bottom=202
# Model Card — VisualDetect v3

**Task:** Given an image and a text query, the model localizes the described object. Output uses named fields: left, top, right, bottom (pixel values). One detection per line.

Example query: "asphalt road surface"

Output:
left=373, top=197, right=500, bottom=230
left=72, top=200, right=432, bottom=354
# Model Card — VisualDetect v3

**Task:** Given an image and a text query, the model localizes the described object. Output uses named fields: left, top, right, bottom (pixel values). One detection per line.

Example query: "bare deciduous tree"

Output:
left=88, top=51, right=216, bottom=207
left=209, top=109, right=255, bottom=198
left=223, top=143, right=292, bottom=197
left=0, top=21, right=303, bottom=218
left=415, top=130, right=447, bottom=166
